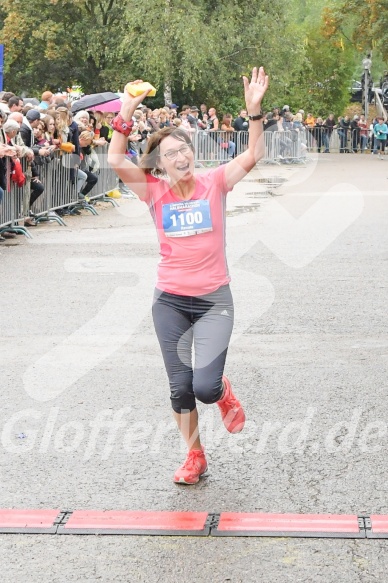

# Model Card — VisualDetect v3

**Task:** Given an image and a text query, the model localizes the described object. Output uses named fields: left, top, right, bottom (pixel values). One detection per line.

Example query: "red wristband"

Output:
left=112, top=114, right=134, bottom=137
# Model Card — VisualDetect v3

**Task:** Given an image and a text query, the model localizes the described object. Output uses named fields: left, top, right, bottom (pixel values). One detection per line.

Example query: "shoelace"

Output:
left=218, top=391, right=239, bottom=415
left=181, top=450, right=204, bottom=470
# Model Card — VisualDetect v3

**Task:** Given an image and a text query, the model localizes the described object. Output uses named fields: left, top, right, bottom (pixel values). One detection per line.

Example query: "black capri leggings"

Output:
left=152, top=285, right=234, bottom=413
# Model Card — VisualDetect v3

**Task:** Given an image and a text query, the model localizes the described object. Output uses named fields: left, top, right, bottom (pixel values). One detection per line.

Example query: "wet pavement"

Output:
left=1, top=153, right=388, bottom=581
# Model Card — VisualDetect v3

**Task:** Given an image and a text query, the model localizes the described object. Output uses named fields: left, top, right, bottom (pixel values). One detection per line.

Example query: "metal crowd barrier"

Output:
left=308, top=127, right=373, bottom=154
left=192, top=130, right=259, bottom=163
left=335, top=127, right=373, bottom=153
left=193, top=130, right=234, bottom=163
left=274, top=130, right=306, bottom=162
left=0, top=160, right=15, bottom=231
left=191, top=128, right=310, bottom=165
left=261, top=127, right=376, bottom=163
left=88, top=147, right=119, bottom=202
left=0, top=158, right=32, bottom=237
left=30, top=152, right=78, bottom=222
left=0, top=144, right=119, bottom=238
left=261, top=130, right=307, bottom=164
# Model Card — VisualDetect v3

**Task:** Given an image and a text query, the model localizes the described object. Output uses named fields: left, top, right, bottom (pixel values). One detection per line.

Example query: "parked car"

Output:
left=349, top=80, right=362, bottom=102
left=349, top=79, right=375, bottom=104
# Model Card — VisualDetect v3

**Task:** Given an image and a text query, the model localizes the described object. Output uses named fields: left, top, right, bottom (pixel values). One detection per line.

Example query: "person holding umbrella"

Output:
left=108, top=67, right=269, bottom=484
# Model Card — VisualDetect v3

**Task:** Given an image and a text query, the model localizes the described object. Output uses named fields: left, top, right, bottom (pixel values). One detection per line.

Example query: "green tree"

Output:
left=329, top=0, right=388, bottom=62
left=120, top=0, right=217, bottom=104
left=0, top=0, right=367, bottom=116
left=289, top=25, right=356, bottom=116
left=121, top=0, right=306, bottom=113
left=0, top=0, right=132, bottom=93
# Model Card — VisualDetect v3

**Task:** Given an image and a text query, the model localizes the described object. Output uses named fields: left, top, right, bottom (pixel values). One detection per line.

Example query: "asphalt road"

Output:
left=1, top=153, right=388, bottom=582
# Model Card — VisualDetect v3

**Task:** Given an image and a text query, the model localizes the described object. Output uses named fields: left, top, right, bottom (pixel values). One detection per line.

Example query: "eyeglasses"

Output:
left=162, top=144, right=191, bottom=160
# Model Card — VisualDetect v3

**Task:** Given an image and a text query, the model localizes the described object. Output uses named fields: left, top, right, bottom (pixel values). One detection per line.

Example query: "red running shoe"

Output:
left=174, top=446, right=208, bottom=485
left=217, top=375, right=245, bottom=433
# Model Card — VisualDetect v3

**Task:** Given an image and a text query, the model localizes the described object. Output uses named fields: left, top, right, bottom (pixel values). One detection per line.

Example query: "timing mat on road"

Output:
left=1, top=510, right=388, bottom=538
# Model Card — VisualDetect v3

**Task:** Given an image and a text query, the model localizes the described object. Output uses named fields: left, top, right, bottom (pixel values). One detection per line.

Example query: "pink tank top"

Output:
left=143, top=166, right=233, bottom=296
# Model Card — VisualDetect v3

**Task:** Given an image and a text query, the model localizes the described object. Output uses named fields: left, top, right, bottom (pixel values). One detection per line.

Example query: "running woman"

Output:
left=108, top=66, right=269, bottom=484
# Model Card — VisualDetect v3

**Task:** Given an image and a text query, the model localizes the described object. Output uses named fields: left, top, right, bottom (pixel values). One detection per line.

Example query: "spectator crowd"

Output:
left=1, top=89, right=387, bottom=242
left=260, top=106, right=387, bottom=160
left=111, top=101, right=387, bottom=158
left=0, top=90, right=108, bottom=241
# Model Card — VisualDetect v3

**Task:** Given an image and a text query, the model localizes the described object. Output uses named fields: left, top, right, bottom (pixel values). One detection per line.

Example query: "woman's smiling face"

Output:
left=158, top=135, right=194, bottom=183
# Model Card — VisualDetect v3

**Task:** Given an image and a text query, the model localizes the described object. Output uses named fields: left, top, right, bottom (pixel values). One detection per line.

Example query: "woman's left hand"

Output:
left=243, top=66, right=269, bottom=116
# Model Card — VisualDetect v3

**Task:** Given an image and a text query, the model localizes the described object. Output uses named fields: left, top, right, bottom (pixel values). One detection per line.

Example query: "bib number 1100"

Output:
left=170, top=211, right=203, bottom=227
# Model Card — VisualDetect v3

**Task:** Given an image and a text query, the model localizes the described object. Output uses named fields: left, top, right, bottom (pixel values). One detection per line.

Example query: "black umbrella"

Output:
left=71, top=92, right=119, bottom=113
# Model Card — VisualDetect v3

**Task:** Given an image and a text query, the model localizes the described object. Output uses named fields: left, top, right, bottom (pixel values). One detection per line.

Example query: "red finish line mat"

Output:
left=366, top=515, right=388, bottom=539
left=57, top=510, right=211, bottom=536
left=212, top=512, right=366, bottom=538
left=0, top=509, right=61, bottom=534
left=0, top=510, right=382, bottom=538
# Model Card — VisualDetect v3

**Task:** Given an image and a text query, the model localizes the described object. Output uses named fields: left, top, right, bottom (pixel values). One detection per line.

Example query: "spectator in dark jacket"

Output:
left=350, top=115, right=361, bottom=153
left=77, top=130, right=98, bottom=199
left=233, top=109, right=249, bottom=132
left=323, top=113, right=336, bottom=153
left=20, top=110, right=51, bottom=157
left=339, top=116, right=351, bottom=153
left=67, top=113, right=85, bottom=196
left=264, top=112, right=279, bottom=131
left=19, top=110, right=48, bottom=224
left=313, top=117, right=325, bottom=153
left=0, top=123, right=19, bottom=240
left=233, top=109, right=249, bottom=153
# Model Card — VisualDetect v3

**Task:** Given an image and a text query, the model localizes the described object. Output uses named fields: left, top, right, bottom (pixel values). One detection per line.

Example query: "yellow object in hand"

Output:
left=125, top=82, right=156, bottom=97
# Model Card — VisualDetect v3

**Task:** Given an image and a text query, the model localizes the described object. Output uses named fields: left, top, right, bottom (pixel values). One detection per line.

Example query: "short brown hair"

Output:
left=139, top=126, right=194, bottom=176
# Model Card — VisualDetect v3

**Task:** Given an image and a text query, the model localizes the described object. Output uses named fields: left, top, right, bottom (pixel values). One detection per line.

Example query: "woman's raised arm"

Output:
left=225, top=66, right=269, bottom=189
left=107, top=81, right=151, bottom=200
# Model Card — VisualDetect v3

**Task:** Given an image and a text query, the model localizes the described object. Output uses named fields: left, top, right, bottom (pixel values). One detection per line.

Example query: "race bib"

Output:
left=162, top=199, right=213, bottom=237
